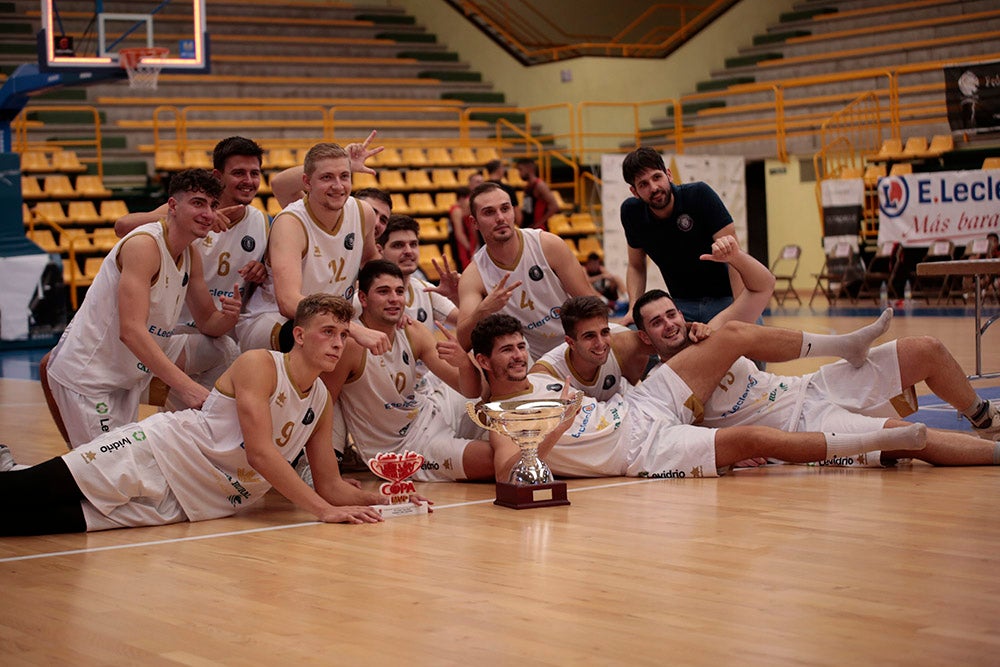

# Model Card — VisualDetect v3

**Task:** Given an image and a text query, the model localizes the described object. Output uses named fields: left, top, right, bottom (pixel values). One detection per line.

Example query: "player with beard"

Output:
left=620, top=146, right=744, bottom=326
left=472, top=313, right=927, bottom=481
left=456, top=181, right=598, bottom=358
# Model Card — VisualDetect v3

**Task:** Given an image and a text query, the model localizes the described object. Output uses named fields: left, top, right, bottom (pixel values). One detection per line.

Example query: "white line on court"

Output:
left=0, top=477, right=659, bottom=563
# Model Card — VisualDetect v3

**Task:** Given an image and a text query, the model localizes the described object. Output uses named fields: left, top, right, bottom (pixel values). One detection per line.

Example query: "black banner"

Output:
left=945, top=60, right=1000, bottom=135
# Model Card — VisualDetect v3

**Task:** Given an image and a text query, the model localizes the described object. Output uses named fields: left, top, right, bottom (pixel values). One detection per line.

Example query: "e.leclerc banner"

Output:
left=877, top=169, right=1000, bottom=247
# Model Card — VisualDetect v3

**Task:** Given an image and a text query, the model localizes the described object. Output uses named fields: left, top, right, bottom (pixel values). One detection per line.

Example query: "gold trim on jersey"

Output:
left=484, top=228, right=525, bottom=272
left=283, top=352, right=312, bottom=399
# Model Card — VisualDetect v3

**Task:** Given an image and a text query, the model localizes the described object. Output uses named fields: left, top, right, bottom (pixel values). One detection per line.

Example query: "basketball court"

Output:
left=2, top=308, right=999, bottom=665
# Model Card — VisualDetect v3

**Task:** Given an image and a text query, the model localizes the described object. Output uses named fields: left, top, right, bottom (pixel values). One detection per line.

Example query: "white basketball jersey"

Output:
left=493, top=373, right=630, bottom=478
left=700, top=356, right=807, bottom=429
left=48, top=220, right=190, bottom=394
left=405, top=277, right=456, bottom=326
left=243, top=195, right=363, bottom=318
left=473, top=228, right=567, bottom=357
left=534, top=342, right=626, bottom=402
left=178, top=205, right=268, bottom=328
left=340, top=326, right=420, bottom=450
left=150, top=351, right=329, bottom=521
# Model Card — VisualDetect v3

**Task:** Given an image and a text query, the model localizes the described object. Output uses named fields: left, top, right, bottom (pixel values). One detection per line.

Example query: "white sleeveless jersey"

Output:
left=405, top=277, right=456, bottom=326
left=48, top=220, right=190, bottom=394
left=534, top=343, right=627, bottom=402
left=340, top=326, right=420, bottom=450
left=177, top=205, right=268, bottom=328
left=700, top=356, right=808, bottom=429
left=493, top=373, right=630, bottom=478
left=473, top=228, right=567, bottom=357
left=244, top=195, right=363, bottom=318
left=149, top=351, right=329, bottom=521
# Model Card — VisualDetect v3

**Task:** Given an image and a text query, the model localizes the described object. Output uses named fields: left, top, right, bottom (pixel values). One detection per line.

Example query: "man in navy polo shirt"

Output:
left=619, top=147, right=744, bottom=325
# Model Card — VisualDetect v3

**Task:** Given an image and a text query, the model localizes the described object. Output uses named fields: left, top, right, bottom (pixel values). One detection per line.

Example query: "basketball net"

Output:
left=118, top=47, right=169, bottom=90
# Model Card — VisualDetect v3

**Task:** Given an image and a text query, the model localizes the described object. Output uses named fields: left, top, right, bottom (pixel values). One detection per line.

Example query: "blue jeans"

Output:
left=672, top=296, right=735, bottom=324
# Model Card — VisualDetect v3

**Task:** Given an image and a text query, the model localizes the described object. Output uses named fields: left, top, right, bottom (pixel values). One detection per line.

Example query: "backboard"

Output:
left=38, top=0, right=209, bottom=74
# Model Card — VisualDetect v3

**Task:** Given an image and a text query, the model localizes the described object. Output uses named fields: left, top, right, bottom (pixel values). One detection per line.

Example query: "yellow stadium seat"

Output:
left=250, top=197, right=267, bottom=215
left=408, top=192, right=437, bottom=216
left=33, top=201, right=71, bottom=225
left=570, top=212, right=598, bottom=235
left=20, top=151, right=51, bottom=172
left=404, top=169, right=433, bottom=191
left=379, top=170, right=406, bottom=191
left=577, top=236, right=603, bottom=261
left=62, top=228, right=94, bottom=253
left=51, top=150, right=87, bottom=173
left=183, top=150, right=212, bottom=169
left=456, top=168, right=481, bottom=185
left=75, top=175, right=112, bottom=198
left=92, top=227, right=119, bottom=252
left=889, top=162, right=912, bottom=176
left=426, top=147, right=454, bottom=166
left=548, top=214, right=572, bottom=236
left=401, top=148, right=428, bottom=168
left=21, top=176, right=45, bottom=200
left=506, top=168, right=526, bottom=188
left=475, top=146, right=499, bottom=163
left=352, top=171, right=379, bottom=189
left=155, top=150, right=184, bottom=171
left=418, top=243, right=444, bottom=280
left=983, top=157, right=1000, bottom=170
left=390, top=193, right=412, bottom=215
left=417, top=218, right=448, bottom=243
left=371, top=148, right=403, bottom=168
left=431, top=169, right=459, bottom=190
left=452, top=147, right=477, bottom=166
left=434, top=191, right=456, bottom=211
left=29, top=229, right=66, bottom=253
left=68, top=200, right=104, bottom=225
left=267, top=197, right=284, bottom=218
left=43, top=175, right=77, bottom=199
left=263, top=148, right=297, bottom=171
left=99, top=200, right=130, bottom=222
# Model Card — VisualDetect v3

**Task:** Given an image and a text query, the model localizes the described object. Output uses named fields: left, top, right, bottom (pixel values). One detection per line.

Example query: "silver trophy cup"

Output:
left=468, top=395, right=582, bottom=509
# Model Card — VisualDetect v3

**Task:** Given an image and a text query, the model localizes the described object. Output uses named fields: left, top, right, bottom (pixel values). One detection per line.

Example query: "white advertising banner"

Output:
left=877, top=169, right=1000, bottom=247
left=600, top=153, right=746, bottom=296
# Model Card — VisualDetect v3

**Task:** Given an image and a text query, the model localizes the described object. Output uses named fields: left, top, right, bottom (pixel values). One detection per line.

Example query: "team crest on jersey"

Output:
left=241, top=235, right=256, bottom=252
left=181, top=272, right=189, bottom=287
left=602, top=375, right=617, bottom=390
left=417, top=307, right=428, bottom=322
left=302, top=407, right=315, bottom=425
left=676, top=214, right=694, bottom=232
left=546, top=382, right=564, bottom=392
left=344, top=284, right=355, bottom=300
left=528, top=265, right=544, bottom=281
left=344, top=233, right=356, bottom=250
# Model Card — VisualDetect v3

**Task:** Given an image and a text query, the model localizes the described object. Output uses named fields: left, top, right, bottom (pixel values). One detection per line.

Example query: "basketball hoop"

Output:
left=118, top=47, right=169, bottom=90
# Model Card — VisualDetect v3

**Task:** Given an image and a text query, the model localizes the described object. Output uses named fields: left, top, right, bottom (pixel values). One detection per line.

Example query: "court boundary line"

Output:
left=0, top=477, right=658, bottom=563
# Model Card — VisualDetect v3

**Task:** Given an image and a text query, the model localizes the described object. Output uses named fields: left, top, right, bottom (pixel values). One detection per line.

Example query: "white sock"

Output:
left=824, top=422, right=926, bottom=458
left=801, top=308, right=893, bottom=368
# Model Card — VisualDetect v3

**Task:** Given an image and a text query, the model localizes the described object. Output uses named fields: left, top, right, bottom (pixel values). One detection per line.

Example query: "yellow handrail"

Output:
left=12, top=105, right=106, bottom=180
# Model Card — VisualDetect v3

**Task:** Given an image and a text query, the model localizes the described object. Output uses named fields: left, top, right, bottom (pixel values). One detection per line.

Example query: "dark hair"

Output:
left=212, top=136, right=264, bottom=172
left=469, top=181, right=507, bottom=217
left=621, top=147, right=667, bottom=186
left=471, top=313, right=523, bottom=358
left=515, top=157, right=537, bottom=173
left=559, top=296, right=609, bottom=337
left=484, top=159, right=503, bottom=174
left=632, top=289, right=672, bottom=332
left=354, top=187, right=392, bottom=209
left=169, top=168, right=222, bottom=200
left=358, top=259, right=404, bottom=294
left=586, top=252, right=601, bottom=262
left=377, top=213, right=420, bottom=246
left=455, top=185, right=471, bottom=199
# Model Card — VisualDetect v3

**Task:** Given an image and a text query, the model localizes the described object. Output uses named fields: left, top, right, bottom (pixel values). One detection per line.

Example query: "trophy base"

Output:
left=494, top=481, right=570, bottom=510
left=370, top=501, right=430, bottom=518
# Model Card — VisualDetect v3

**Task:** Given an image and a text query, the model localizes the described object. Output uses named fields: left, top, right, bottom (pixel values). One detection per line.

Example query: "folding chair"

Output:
left=856, top=241, right=903, bottom=302
left=809, top=242, right=855, bottom=306
left=770, top=244, right=802, bottom=306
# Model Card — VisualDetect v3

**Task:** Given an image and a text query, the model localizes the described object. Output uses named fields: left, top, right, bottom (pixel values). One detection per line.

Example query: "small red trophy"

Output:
left=367, top=450, right=429, bottom=518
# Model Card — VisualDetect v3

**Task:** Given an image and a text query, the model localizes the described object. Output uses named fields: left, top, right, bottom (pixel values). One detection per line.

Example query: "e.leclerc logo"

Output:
left=878, top=176, right=909, bottom=218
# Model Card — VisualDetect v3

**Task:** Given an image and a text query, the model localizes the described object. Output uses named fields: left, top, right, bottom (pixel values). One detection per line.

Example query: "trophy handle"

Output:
left=466, top=402, right=491, bottom=430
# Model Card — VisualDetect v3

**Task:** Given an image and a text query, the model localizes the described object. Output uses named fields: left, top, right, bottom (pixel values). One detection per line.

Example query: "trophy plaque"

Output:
left=468, top=395, right=582, bottom=510
left=367, top=450, right=429, bottom=518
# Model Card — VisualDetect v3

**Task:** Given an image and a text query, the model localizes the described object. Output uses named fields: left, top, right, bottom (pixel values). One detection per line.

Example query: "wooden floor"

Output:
left=3, top=309, right=1000, bottom=665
